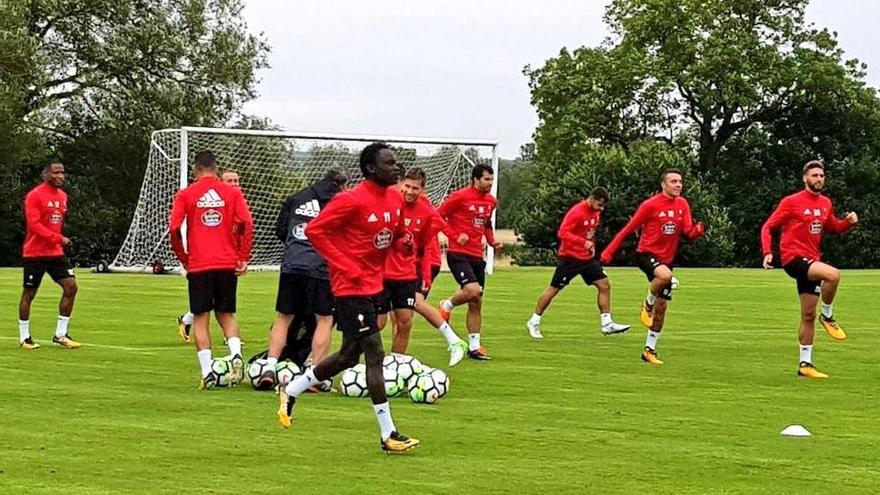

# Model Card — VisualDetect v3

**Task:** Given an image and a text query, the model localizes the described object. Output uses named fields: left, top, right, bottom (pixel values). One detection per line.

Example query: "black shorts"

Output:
left=447, top=252, right=486, bottom=290
left=22, top=257, right=75, bottom=289
left=783, top=257, right=821, bottom=295
left=550, top=257, right=607, bottom=289
left=187, top=270, right=238, bottom=314
left=636, top=252, right=674, bottom=301
left=378, top=280, right=419, bottom=312
left=417, top=265, right=442, bottom=298
left=275, top=272, right=335, bottom=316
left=335, top=296, right=383, bottom=340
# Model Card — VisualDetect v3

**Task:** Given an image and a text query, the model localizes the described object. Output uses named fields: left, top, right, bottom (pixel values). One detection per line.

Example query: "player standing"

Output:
left=18, top=162, right=81, bottom=350
left=760, top=160, right=857, bottom=378
left=600, top=169, right=705, bottom=365
left=170, top=152, right=254, bottom=388
left=526, top=187, right=630, bottom=338
left=436, top=164, right=501, bottom=360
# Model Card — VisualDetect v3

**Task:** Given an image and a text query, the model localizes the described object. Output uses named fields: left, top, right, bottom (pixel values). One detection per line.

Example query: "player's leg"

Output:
left=19, top=260, right=42, bottom=349
left=640, top=267, right=672, bottom=365
left=212, top=270, right=243, bottom=384
left=465, top=290, right=491, bottom=360
left=796, top=291, right=826, bottom=378
left=390, top=308, right=414, bottom=354
left=593, top=276, right=630, bottom=335
left=808, top=261, right=845, bottom=340
left=188, top=272, right=219, bottom=388
left=439, top=253, right=480, bottom=321
left=414, top=292, right=467, bottom=366
left=50, top=259, right=81, bottom=349
left=177, top=311, right=194, bottom=343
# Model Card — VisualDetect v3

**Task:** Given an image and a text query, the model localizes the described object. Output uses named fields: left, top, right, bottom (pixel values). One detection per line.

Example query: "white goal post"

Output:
left=109, top=126, right=500, bottom=274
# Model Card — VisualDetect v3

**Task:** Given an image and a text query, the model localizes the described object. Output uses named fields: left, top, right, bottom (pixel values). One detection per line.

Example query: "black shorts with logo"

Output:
left=783, top=257, right=820, bottom=295
left=550, top=257, right=607, bottom=289
left=22, top=257, right=75, bottom=289
left=275, top=272, right=335, bottom=316
left=335, top=295, right=383, bottom=340
left=447, top=252, right=486, bottom=290
left=417, top=265, right=442, bottom=298
left=378, top=279, right=419, bottom=313
left=635, top=252, right=674, bottom=300
left=187, top=269, right=238, bottom=314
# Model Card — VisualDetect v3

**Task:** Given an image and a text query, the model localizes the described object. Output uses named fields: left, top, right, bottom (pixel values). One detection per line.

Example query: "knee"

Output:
left=655, top=272, right=673, bottom=285
left=63, top=283, right=78, bottom=297
left=826, top=269, right=841, bottom=285
left=465, top=284, right=482, bottom=300
left=802, top=308, right=817, bottom=322
left=596, top=281, right=610, bottom=294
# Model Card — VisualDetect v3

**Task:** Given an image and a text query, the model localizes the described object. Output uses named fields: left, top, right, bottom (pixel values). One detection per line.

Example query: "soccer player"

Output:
left=177, top=168, right=243, bottom=342
left=277, top=142, right=420, bottom=454
left=259, top=168, right=348, bottom=390
left=526, top=187, right=631, bottom=338
left=600, top=169, right=705, bottom=365
left=760, top=160, right=858, bottom=378
left=170, top=151, right=254, bottom=389
left=436, top=163, right=501, bottom=360
left=18, top=161, right=81, bottom=350
left=379, top=167, right=467, bottom=366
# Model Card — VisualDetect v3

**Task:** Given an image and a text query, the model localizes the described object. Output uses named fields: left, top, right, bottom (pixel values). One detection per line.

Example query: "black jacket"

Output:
left=275, top=179, right=343, bottom=278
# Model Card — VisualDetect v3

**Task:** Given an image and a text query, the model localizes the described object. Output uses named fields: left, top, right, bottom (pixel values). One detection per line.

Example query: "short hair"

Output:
left=803, top=160, right=825, bottom=174
left=221, top=168, right=238, bottom=176
left=323, top=167, right=349, bottom=187
left=404, top=167, right=427, bottom=187
left=359, top=142, right=391, bottom=177
left=590, top=186, right=609, bottom=202
left=471, top=163, right=494, bottom=181
left=194, top=150, right=217, bottom=170
left=660, top=168, right=683, bottom=182
left=43, top=161, right=63, bottom=173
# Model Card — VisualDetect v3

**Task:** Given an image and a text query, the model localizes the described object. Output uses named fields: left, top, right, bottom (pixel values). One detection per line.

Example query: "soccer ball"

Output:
left=383, top=366, right=406, bottom=397
left=408, top=368, right=449, bottom=404
left=340, top=364, right=368, bottom=397
left=247, top=358, right=274, bottom=390
left=275, top=360, right=302, bottom=385
left=384, top=353, right=424, bottom=383
left=210, top=358, right=233, bottom=387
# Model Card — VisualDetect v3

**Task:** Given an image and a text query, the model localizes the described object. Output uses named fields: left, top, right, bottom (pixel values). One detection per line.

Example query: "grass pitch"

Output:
left=1, top=267, right=878, bottom=494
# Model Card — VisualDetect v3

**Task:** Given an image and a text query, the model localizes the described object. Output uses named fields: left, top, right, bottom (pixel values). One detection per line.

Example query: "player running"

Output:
left=600, top=169, right=705, bottom=365
left=526, top=187, right=630, bottom=339
left=18, top=162, right=81, bottom=350
left=277, top=142, right=420, bottom=454
left=170, top=152, right=254, bottom=388
left=436, top=163, right=501, bottom=360
left=379, top=167, right=467, bottom=366
left=760, top=160, right=857, bottom=378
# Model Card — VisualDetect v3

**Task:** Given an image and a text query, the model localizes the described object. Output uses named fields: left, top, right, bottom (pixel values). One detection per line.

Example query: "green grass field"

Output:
left=1, top=267, right=878, bottom=494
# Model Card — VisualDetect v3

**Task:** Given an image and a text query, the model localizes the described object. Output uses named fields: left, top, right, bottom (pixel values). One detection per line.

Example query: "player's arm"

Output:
left=416, top=215, right=436, bottom=290
left=600, top=202, right=651, bottom=264
left=759, top=198, right=790, bottom=268
left=234, top=190, right=255, bottom=272
left=436, top=190, right=464, bottom=241
left=484, top=216, right=501, bottom=250
left=168, top=193, right=188, bottom=267
left=557, top=205, right=587, bottom=247
left=275, top=194, right=296, bottom=243
left=825, top=205, right=857, bottom=234
left=682, top=201, right=705, bottom=240
left=305, top=194, right=363, bottom=278
left=24, top=193, right=64, bottom=243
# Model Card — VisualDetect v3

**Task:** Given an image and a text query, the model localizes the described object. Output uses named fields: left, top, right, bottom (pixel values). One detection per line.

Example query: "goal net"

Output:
left=110, top=127, right=499, bottom=273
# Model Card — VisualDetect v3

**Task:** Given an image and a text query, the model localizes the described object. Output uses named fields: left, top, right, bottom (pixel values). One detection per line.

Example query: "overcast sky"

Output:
left=240, top=0, right=879, bottom=158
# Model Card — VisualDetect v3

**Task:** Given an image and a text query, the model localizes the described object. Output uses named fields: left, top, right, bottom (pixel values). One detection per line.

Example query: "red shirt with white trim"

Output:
left=22, top=182, right=68, bottom=259
left=437, top=186, right=497, bottom=259
left=557, top=200, right=602, bottom=261
left=601, top=193, right=697, bottom=265
left=760, top=189, right=852, bottom=265
left=385, top=194, right=438, bottom=285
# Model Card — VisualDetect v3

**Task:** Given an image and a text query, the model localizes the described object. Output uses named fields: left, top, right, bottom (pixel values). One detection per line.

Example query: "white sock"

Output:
left=436, top=322, right=459, bottom=346
left=181, top=312, right=194, bottom=325
left=55, top=316, right=70, bottom=338
left=600, top=313, right=612, bottom=327
left=284, top=368, right=320, bottom=398
left=468, top=333, right=481, bottom=351
left=645, top=330, right=660, bottom=350
left=226, top=336, right=242, bottom=357
left=441, top=299, right=454, bottom=312
left=799, top=344, right=813, bottom=364
left=373, top=402, right=397, bottom=441
left=19, top=320, right=30, bottom=342
left=529, top=313, right=542, bottom=326
left=266, top=356, right=278, bottom=368
left=646, top=291, right=657, bottom=306
left=197, top=349, right=213, bottom=377
left=821, top=304, right=833, bottom=319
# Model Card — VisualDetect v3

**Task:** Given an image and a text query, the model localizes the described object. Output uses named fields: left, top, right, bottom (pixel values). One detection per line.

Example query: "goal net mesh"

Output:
left=111, top=128, right=497, bottom=272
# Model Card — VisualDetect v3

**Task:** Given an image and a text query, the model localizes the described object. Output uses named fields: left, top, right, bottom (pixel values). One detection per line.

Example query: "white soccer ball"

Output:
left=210, top=358, right=233, bottom=387
left=383, top=366, right=406, bottom=397
left=275, top=360, right=302, bottom=385
left=247, top=358, right=274, bottom=390
left=408, top=368, right=449, bottom=404
left=387, top=353, right=424, bottom=382
left=340, top=365, right=369, bottom=397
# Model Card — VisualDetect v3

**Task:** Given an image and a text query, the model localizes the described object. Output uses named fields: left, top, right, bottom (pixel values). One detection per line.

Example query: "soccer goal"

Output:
left=110, top=126, right=500, bottom=273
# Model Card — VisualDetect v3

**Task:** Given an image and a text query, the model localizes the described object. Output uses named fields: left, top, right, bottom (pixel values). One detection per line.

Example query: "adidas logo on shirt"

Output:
left=295, top=199, right=321, bottom=218
left=196, top=189, right=225, bottom=208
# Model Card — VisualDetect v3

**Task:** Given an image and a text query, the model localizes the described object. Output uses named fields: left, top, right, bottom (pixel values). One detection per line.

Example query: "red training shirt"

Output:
left=760, top=189, right=852, bottom=265
left=385, top=194, right=439, bottom=285
left=601, top=193, right=698, bottom=265
left=23, top=182, right=68, bottom=259
left=557, top=200, right=602, bottom=261
left=169, top=176, right=254, bottom=273
left=307, top=180, right=404, bottom=297
left=437, top=186, right=497, bottom=259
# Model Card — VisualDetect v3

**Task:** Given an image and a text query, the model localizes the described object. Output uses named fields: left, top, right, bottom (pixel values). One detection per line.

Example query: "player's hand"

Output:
left=235, top=260, right=248, bottom=276
left=689, top=222, right=705, bottom=239
left=762, top=254, right=773, bottom=270
left=61, top=236, right=72, bottom=246
left=421, top=278, right=432, bottom=293
left=584, top=240, right=595, bottom=252
left=600, top=252, right=613, bottom=265
left=457, top=233, right=469, bottom=245
left=491, top=241, right=503, bottom=251
left=845, top=211, right=859, bottom=224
